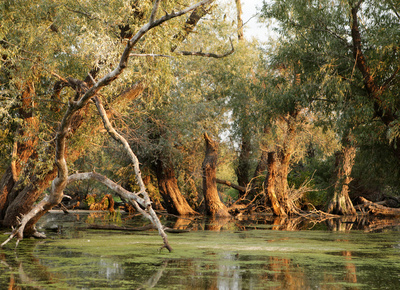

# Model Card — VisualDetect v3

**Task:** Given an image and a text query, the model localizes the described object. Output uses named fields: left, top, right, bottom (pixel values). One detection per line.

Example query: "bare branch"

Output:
left=216, top=178, right=246, bottom=192
left=380, top=65, right=400, bottom=92
left=130, top=53, right=172, bottom=58
left=77, top=0, right=214, bottom=109
left=3, top=0, right=213, bottom=249
left=178, top=38, right=234, bottom=58
left=171, top=3, right=213, bottom=52
left=93, top=96, right=172, bottom=251
left=150, top=0, right=162, bottom=24
left=67, top=172, right=146, bottom=207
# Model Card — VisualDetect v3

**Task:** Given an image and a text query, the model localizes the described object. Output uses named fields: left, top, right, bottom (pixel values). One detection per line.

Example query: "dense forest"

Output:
left=1, top=0, right=399, bottom=248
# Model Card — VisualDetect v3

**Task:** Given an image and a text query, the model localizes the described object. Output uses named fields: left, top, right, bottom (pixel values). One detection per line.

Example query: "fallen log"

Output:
left=356, top=197, right=400, bottom=216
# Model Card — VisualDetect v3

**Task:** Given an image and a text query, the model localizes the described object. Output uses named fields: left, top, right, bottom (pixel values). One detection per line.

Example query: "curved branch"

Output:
left=350, top=2, right=395, bottom=125
left=67, top=172, right=146, bottom=207
left=93, top=95, right=172, bottom=252
left=2, top=0, right=212, bottom=250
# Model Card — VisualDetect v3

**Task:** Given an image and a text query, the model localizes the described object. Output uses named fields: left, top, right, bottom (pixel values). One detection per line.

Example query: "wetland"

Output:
left=1, top=212, right=400, bottom=289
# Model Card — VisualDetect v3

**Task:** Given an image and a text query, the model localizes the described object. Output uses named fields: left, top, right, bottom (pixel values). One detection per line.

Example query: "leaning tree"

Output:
left=0, top=0, right=216, bottom=249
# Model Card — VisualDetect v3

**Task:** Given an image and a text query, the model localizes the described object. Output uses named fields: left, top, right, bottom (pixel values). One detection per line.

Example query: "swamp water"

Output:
left=1, top=212, right=400, bottom=289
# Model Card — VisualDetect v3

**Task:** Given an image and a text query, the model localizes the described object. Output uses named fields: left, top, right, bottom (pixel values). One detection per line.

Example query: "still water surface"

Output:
left=1, top=212, right=400, bottom=289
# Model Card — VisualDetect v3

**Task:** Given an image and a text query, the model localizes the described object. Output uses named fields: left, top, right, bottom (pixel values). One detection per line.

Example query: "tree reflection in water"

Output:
left=1, top=213, right=400, bottom=289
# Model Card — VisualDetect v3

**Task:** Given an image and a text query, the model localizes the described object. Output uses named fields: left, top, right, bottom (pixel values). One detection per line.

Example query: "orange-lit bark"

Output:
left=202, top=133, right=231, bottom=217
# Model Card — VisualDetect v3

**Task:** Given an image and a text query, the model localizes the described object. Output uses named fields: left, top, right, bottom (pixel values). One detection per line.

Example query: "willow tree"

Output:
left=261, top=0, right=400, bottom=213
left=0, top=0, right=216, bottom=248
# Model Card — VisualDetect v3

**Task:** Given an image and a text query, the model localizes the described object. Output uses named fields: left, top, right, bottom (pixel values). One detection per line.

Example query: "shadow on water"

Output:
left=1, top=212, right=400, bottom=289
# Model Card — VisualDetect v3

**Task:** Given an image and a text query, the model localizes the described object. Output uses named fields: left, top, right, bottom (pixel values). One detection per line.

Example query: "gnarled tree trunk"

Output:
left=265, top=152, right=286, bottom=216
left=154, top=159, right=197, bottom=215
left=202, top=133, right=230, bottom=217
left=327, top=141, right=357, bottom=215
left=0, top=83, right=57, bottom=233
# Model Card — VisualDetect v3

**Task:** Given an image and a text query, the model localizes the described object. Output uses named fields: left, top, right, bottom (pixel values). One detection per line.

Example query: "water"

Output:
left=1, top=212, right=400, bottom=289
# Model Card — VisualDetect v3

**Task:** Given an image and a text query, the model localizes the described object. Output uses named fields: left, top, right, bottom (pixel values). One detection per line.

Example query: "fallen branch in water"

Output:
left=355, top=196, right=400, bottom=216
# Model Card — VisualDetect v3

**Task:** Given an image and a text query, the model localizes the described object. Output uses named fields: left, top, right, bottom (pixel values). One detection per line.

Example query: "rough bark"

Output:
left=265, top=152, right=286, bottom=216
left=327, top=141, right=357, bottom=215
left=275, top=113, right=298, bottom=215
left=202, top=133, right=230, bottom=217
left=0, top=83, right=50, bottom=230
left=154, top=159, right=198, bottom=215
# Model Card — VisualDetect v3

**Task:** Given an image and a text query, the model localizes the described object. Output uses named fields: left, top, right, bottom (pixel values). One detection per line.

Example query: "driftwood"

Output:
left=356, top=196, right=400, bottom=216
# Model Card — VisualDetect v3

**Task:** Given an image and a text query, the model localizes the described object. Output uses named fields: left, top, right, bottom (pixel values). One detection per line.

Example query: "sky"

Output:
left=241, top=0, right=270, bottom=41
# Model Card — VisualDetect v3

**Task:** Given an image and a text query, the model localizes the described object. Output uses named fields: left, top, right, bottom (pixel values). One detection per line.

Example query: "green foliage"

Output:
left=2, top=0, right=399, bottom=213
left=260, top=0, right=400, bottom=201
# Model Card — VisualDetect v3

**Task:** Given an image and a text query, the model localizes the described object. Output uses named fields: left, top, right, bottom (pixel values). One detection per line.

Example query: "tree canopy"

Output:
left=1, top=0, right=400, bottom=248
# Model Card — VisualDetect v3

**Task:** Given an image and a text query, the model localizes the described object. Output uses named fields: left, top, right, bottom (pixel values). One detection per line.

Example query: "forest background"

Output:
left=1, top=0, right=400, bottom=246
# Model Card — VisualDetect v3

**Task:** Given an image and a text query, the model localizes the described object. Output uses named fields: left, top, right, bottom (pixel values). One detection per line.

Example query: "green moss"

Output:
left=2, top=214, right=400, bottom=289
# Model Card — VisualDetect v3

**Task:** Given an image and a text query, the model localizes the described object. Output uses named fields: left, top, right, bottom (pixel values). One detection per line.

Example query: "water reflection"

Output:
left=1, top=213, right=400, bottom=289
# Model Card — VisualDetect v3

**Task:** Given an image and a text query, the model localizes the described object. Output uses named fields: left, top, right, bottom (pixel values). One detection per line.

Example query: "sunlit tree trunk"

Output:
left=154, top=159, right=197, bottom=215
left=0, top=77, right=94, bottom=233
left=202, top=133, right=230, bottom=217
left=265, top=152, right=286, bottom=216
left=0, top=83, right=57, bottom=234
left=275, top=112, right=298, bottom=215
left=327, top=139, right=357, bottom=215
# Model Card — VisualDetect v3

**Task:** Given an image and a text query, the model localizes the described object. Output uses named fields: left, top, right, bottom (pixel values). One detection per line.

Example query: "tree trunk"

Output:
left=0, top=83, right=54, bottom=233
left=202, top=133, right=230, bottom=217
left=327, top=143, right=357, bottom=215
left=154, top=159, right=198, bottom=215
left=265, top=152, right=286, bottom=216
left=350, top=4, right=400, bottom=160
left=234, top=0, right=244, bottom=41
left=275, top=113, right=298, bottom=215
left=356, top=197, right=400, bottom=216
left=235, top=133, right=251, bottom=191
left=0, top=79, right=91, bottom=233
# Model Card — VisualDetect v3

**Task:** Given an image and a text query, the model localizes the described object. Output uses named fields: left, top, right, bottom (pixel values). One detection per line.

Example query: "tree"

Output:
left=327, top=131, right=357, bottom=215
left=261, top=0, right=400, bottom=213
left=0, top=0, right=215, bottom=248
left=202, top=133, right=230, bottom=217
